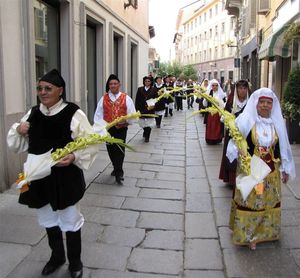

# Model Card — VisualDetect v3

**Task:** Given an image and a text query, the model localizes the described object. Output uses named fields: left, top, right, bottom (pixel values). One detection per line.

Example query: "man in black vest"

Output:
left=7, top=69, right=98, bottom=278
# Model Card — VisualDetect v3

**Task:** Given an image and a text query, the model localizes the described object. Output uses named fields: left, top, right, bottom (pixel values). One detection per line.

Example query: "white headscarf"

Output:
left=206, top=79, right=226, bottom=100
left=235, top=88, right=295, bottom=179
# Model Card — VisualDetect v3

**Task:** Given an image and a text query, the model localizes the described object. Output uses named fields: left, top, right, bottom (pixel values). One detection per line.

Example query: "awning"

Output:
left=258, top=25, right=291, bottom=60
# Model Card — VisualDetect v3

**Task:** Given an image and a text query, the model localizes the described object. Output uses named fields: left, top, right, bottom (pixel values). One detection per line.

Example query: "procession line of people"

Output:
left=6, top=69, right=296, bottom=278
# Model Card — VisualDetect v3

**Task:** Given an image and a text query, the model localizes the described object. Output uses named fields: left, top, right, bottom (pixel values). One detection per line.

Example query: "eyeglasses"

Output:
left=36, top=86, right=53, bottom=92
left=212, top=84, right=218, bottom=87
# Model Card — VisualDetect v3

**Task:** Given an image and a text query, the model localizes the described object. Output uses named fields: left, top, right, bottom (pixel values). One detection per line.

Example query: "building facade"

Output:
left=226, top=0, right=300, bottom=95
left=174, top=0, right=238, bottom=85
left=0, top=0, right=150, bottom=191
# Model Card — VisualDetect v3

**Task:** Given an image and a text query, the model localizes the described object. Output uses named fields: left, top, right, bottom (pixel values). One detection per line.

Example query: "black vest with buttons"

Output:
left=19, top=103, right=86, bottom=210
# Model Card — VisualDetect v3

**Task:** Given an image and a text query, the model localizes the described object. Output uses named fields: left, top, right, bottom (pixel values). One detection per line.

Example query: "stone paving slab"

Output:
left=184, top=270, right=225, bottom=278
left=186, top=157, right=204, bottom=166
left=138, top=188, right=184, bottom=200
left=122, top=197, right=184, bottom=214
left=137, top=212, right=184, bottom=231
left=0, top=242, right=31, bottom=278
left=163, top=159, right=185, bottom=167
left=185, top=213, right=218, bottom=238
left=82, top=207, right=139, bottom=227
left=165, top=149, right=185, bottom=156
left=277, top=226, right=300, bottom=248
left=211, top=185, right=233, bottom=198
left=141, top=164, right=185, bottom=174
left=93, top=174, right=138, bottom=187
left=223, top=248, right=300, bottom=277
left=8, top=261, right=93, bottom=278
left=214, top=208, right=231, bottom=227
left=80, top=193, right=125, bottom=209
left=0, top=193, right=37, bottom=217
left=91, top=269, right=179, bottom=278
left=281, top=209, right=300, bottom=226
left=83, top=241, right=131, bottom=270
left=137, top=179, right=183, bottom=190
left=0, top=213, right=44, bottom=245
left=186, top=166, right=206, bottom=179
left=156, top=172, right=185, bottom=182
left=141, top=230, right=184, bottom=250
left=128, top=248, right=183, bottom=275
left=100, top=226, right=145, bottom=247
left=184, top=239, right=223, bottom=270
left=86, top=183, right=140, bottom=197
left=186, top=178, right=209, bottom=193
left=186, top=193, right=212, bottom=212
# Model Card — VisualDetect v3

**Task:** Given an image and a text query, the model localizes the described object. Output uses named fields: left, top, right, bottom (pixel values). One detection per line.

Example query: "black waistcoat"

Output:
left=19, top=103, right=86, bottom=211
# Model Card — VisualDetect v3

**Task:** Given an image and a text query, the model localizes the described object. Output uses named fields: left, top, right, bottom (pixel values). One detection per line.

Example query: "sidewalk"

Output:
left=1, top=106, right=300, bottom=278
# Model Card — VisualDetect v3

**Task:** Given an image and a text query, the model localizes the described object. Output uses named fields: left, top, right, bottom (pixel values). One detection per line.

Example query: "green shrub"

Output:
left=282, top=63, right=300, bottom=120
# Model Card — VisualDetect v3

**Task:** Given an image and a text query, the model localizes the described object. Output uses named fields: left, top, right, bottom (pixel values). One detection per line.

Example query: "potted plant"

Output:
left=282, top=63, right=300, bottom=143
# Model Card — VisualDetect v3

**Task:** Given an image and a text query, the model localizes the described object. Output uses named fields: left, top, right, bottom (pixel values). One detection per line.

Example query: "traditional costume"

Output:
left=135, top=76, right=156, bottom=142
left=219, top=80, right=249, bottom=186
left=94, top=74, right=136, bottom=184
left=203, top=79, right=226, bottom=144
left=226, top=88, right=295, bottom=247
left=153, top=76, right=165, bottom=128
left=7, top=69, right=97, bottom=278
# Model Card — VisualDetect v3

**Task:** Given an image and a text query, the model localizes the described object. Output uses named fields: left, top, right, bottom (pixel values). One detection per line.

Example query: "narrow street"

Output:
left=1, top=105, right=300, bottom=278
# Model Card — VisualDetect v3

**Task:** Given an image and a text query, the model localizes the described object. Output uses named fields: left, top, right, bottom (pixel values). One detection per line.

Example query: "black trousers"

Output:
left=155, top=115, right=162, bottom=127
left=143, top=127, right=151, bottom=139
left=106, top=126, right=128, bottom=177
left=187, top=96, right=194, bottom=108
left=175, top=96, right=183, bottom=110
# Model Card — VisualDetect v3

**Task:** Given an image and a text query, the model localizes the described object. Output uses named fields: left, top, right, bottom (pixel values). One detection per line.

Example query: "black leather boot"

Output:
left=42, top=226, right=66, bottom=276
left=66, top=229, right=83, bottom=278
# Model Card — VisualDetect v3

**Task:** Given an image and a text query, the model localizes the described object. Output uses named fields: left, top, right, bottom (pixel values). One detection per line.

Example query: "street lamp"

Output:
left=209, top=62, right=216, bottom=67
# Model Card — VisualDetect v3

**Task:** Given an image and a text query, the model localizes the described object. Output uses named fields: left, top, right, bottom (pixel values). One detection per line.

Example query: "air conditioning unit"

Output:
left=257, top=0, right=270, bottom=15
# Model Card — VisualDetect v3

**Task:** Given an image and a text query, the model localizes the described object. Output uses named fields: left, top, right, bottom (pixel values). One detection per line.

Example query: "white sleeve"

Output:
left=203, top=99, right=208, bottom=107
left=93, top=97, right=104, bottom=123
left=71, top=109, right=99, bottom=170
left=226, top=139, right=239, bottom=163
left=126, top=96, right=137, bottom=124
left=6, top=110, right=32, bottom=153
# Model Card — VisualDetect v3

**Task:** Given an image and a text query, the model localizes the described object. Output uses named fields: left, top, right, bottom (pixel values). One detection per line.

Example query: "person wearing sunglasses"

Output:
left=7, top=69, right=98, bottom=278
left=203, top=79, right=227, bottom=144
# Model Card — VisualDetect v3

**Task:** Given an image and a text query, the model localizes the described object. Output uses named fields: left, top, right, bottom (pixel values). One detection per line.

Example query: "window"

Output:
left=221, top=22, right=225, bottom=33
left=199, top=16, right=201, bottom=25
left=209, top=48, right=212, bottom=60
left=209, top=8, right=212, bottom=18
left=34, top=0, right=60, bottom=80
left=215, top=4, right=218, bottom=15
left=204, top=31, right=207, bottom=39
left=209, top=28, right=212, bottom=38
left=191, top=37, right=193, bottom=47
left=221, top=45, right=225, bottom=57
left=199, top=51, right=202, bottom=62
left=204, top=50, right=207, bottom=61
left=215, top=25, right=218, bottom=36
left=214, top=46, right=218, bottom=59
left=204, top=12, right=206, bottom=21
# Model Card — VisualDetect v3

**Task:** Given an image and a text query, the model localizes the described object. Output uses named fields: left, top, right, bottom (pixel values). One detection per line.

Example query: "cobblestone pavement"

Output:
left=1, top=105, right=300, bottom=278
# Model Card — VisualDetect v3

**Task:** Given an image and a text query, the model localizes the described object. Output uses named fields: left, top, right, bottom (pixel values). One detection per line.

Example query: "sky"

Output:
left=149, top=0, right=198, bottom=62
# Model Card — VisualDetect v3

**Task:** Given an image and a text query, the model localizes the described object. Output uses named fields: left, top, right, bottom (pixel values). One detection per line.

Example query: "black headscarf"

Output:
left=106, top=74, right=120, bottom=92
left=39, top=69, right=66, bottom=100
